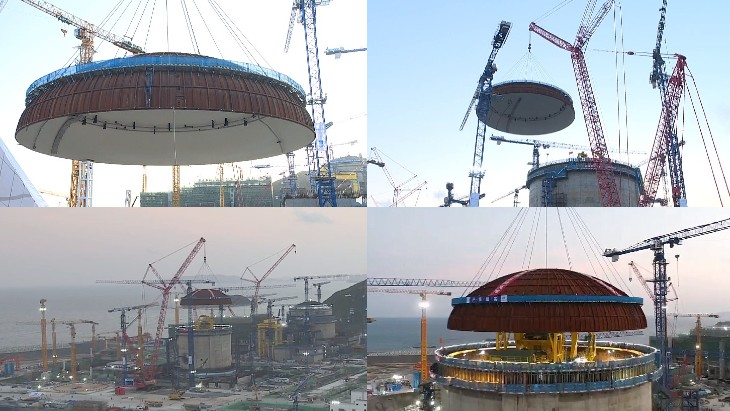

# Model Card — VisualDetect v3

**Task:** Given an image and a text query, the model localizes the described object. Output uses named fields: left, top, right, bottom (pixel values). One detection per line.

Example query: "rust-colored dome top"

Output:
left=181, top=289, right=232, bottom=306
left=447, top=268, right=646, bottom=333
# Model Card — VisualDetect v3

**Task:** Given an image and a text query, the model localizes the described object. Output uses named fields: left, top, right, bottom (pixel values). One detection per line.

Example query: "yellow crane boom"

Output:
left=369, top=288, right=451, bottom=383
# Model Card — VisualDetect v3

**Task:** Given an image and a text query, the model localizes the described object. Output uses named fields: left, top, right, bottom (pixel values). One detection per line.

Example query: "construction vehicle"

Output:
left=20, top=0, right=144, bottom=207
left=241, top=244, right=296, bottom=315
left=168, top=391, right=186, bottom=400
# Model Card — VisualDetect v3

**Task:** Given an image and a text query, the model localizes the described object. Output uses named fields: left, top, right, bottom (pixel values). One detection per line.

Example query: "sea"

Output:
left=0, top=285, right=201, bottom=354
left=367, top=316, right=703, bottom=353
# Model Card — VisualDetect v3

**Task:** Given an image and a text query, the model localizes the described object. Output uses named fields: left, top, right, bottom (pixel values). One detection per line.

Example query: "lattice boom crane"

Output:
left=530, top=0, right=621, bottom=207
left=460, top=21, right=512, bottom=207
left=604, top=218, right=730, bottom=388
left=241, top=244, right=296, bottom=315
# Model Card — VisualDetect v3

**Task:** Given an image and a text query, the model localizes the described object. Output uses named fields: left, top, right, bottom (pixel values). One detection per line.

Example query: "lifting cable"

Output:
left=179, top=0, right=200, bottom=54
left=684, top=73, right=725, bottom=206
left=189, top=0, right=223, bottom=58
left=556, top=208, right=573, bottom=270
left=464, top=208, right=527, bottom=296
left=521, top=207, right=541, bottom=270
left=686, top=65, right=730, bottom=202
left=129, top=0, right=153, bottom=47
left=123, top=0, right=149, bottom=45
left=533, top=0, right=575, bottom=24
left=142, top=0, right=159, bottom=51
left=208, top=0, right=269, bottom=69
left=147, top=238, right=203, bottom=266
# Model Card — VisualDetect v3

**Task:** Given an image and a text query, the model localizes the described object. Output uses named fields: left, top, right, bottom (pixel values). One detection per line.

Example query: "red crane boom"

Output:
left=640, top=55, right=687, bottom=206
left=143, top=237, right=206, bottom=381
left=529, top=0, right=621, bottom=207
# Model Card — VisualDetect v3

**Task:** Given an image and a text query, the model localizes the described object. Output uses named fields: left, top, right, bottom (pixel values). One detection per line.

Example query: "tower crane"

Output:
left=20, top=0, right=145, bottom=208
left=50, top=318, right=58, bottom=365
left=312, top=281, right=330, bottom=302
left=459, top=21, right=512, bottom=207
left=262, top=296, right=297, bottom=320
left=369, top=147, right=420, bottom=207
left=325, top=47, right=367, bottom=58
left=491, top=185, right=527, bottom=207
left=294, top=274, right=351, bottom=302
left=241, top=244, right=296, bottom=316
left=108, top=303, right=157, bottom=387
left=284, top=0, right=338, bottom=207
left=79, top=320, right=98, bottom=357
left=369, top=289, right=452, bottom=383
left=441, top=182, right=471, bottom=207
left=58, top=320, right=95, bottom=382
left=40, top=299, right=48, bottom=372
left=490, top=135, right=646, bottom=169
left=672, top=313, right=719, bottom=377
left=645, top=0, right=687, bottom=207
left=530, top=1, right=621, bottom=207
left=604, top=218, right=730, bottom=389
left=367, top=278, right=481, bottom=288
left=328, top=139, right=358, bottom=159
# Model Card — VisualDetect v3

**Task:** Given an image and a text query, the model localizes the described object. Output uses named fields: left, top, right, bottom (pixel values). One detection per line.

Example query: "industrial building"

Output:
left=526, top=157, right=641, bottom=207
left=432, top=268, right=660, bottom=410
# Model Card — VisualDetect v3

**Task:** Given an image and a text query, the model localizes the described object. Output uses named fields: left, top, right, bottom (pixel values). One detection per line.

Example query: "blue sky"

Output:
left=0, top=0, right=366, bottom=206
left=367, top=0, right=730, bottom=207
left=367, top=208, right=730, bottom=318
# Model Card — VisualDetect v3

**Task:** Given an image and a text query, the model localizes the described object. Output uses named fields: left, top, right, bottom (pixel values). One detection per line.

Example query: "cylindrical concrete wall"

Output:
left=526, top=158, right=641, bottom=207
left=177, top=326, right=232, bottom=370
left=440, top=383, right=651, bottom=411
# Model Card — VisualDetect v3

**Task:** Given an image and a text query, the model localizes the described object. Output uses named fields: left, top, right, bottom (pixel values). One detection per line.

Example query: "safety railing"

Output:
left=27, top=54, right=305, bottom=100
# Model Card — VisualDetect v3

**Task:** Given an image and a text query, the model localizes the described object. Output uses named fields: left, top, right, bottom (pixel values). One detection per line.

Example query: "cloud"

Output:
left=292, top=209, right=333, bottom=224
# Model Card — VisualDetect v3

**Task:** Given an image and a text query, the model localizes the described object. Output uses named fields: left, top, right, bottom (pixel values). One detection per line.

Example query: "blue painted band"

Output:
left=451, top=295, right=643, bottom=305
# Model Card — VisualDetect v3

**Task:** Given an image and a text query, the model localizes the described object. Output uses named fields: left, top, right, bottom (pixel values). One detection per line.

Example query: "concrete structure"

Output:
left=434, top=341, right=659, bottom=411
left=16, top=53, right=312, bottom=165
left=526, top=157, right=641, bottom=207
left=288, top=301, right=337, bottom=342
left=0, top=138, right=45, bottom=207
left=330, top=390, right=367, bottom=411
left=436, top=268, right=659, bottom=410
left=141, top=177, right=273, bottom=207
left=176, top=319, right=233, bottom=372
left=481, top=80, right=575, bottom=136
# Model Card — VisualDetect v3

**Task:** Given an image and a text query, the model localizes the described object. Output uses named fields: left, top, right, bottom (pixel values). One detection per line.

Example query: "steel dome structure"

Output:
left=180, top=288, right=233, bottom=306
left=448, top=268, right=647, bottom=333
left=480, top=80, right=575, bottom=136
left=16, top=52, right=314, bottom=166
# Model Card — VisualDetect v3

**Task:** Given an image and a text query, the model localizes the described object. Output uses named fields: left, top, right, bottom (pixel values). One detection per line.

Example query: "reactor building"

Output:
left=483, top=80, right=642, bottom=207
left=176, top=288, right=235, bottom=383
left=433, top=268, right=661, bottom=410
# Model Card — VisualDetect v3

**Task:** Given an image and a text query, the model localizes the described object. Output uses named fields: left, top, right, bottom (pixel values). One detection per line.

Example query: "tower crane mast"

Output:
left=284, top=0, right=337, bottom=207
left=646, top=1, right=687, bottom=207
left=241, top=244, right=296, bottom=315
left=370, top=289, right=451, bottom=383
left=672, top=313, right=719, bottom=377
left=294, top=274, right=351, bottom=302
left=460, top=21, right=512, bottom=207
left=108, top=303, right=157, bottom=387
left=530, top=0, right=622, bottom=207
left=20, top=0, right=145, bottom=208
left=604, top=218, right=730, bottom=389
